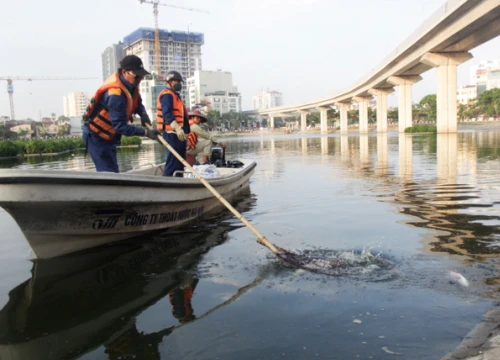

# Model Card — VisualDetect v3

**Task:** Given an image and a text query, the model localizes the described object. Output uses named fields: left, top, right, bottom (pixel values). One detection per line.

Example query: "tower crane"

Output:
left=0, top=76, right=96, bottom=121
left=138, top=0, right=208, bottom=78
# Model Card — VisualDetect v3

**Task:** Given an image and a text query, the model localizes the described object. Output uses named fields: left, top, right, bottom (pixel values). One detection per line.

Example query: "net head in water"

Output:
left=276, top=248, right=393, bottom=277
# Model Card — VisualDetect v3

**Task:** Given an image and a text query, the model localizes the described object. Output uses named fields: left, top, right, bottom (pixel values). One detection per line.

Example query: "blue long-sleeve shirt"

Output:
left=160, top=87, right=190, bottom=134
left=99, top=74, right=146, bottom=143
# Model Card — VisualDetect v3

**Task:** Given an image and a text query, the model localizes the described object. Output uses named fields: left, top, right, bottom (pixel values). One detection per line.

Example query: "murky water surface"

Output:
left=1, top=129, right=500, bottom=359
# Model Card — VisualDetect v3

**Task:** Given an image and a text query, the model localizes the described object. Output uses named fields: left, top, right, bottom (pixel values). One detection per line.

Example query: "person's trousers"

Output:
left=163, top=132, right=186, bottom=176
left=85, top=131, right=118, bottom=173
left=186, top=138, right=212, bottom=158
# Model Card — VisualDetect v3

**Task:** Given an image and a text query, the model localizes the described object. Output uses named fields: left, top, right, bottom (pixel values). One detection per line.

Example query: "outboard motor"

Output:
left=210, top=146, right=226, bottom=167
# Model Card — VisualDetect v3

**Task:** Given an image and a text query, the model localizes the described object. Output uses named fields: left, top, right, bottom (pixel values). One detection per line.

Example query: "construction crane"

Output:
left=138, top=0, right=209, bottom=78
left=0, top=76, right=96, bottom=121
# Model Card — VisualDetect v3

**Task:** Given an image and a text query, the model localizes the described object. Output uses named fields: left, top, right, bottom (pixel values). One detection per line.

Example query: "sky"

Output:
left=0, top=0, right=499, bottom=120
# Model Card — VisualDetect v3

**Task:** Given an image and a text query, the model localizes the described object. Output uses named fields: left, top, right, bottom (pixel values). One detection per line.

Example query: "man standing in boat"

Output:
left=186, top=109, right=225, bottom=165
left=156, top=71, right=190, bottom=176
left=83, top=55, right=160, bottom=172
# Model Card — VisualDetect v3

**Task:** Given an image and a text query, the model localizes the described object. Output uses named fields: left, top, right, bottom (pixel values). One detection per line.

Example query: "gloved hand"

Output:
left=170, top=121, right=187, bottom=141
left=140, top=112, right=151, bottom=127
left=146, top=128, right=161, bottom=140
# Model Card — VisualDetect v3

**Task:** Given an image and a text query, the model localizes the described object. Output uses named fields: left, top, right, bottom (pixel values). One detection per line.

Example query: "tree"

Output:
left=419, top=94, right=437, bottom=121
left=458, top=103, right=466, bottom=122
left=412, top=103, right=421, bottom=121
left=18, top=129, right=29, bottom=138
left=478, top=88, right=500, bottom=118
left=368, top=107, right=376, bottom=124
left=206, top=110, right=221, bottom=128
left=307, top=112, right=320, bottom=126
left=347, top=109, right=359, bottom=124
left=388, top=107, right=398, bottom=122
left=327, top=108, right=339, bottom=120
left=274, top=117, right=284, bottom=128
left=465, top=98, right=480, bottom=119
left=239, top=113, right=252, bottom=129
left=0, top=126, right=14, bottom=140
left=221, top=111, right=238, bottom=130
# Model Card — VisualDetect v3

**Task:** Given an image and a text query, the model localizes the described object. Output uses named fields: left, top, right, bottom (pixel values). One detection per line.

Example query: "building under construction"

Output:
left=122, top=27, right=204, bottom=119
left=123, top=27, right=204, bottom=81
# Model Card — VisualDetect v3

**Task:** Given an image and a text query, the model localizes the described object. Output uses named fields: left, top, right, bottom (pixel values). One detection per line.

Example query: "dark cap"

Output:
left=120, top=55, right=150, bottom=77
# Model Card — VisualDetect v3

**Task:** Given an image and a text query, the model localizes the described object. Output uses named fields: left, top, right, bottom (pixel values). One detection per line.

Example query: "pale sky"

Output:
left=0, top=0, right=499, bottom=120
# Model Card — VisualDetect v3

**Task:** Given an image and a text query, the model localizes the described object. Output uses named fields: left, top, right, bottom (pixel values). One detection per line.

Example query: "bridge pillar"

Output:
left=269, top=115, right=275, bottom=130
left=353, top=96, right=371, bottom=133
left=317, top=106, right=329, bottom=133
left=336, top=102, right=350, bottom=134
left=299, top=110, right=308, bottom=132
left=387, top=76, right=422, bottom=133
left=368, top=88, right=394, bottom=133
left=421, top=52, right=473, bottom=133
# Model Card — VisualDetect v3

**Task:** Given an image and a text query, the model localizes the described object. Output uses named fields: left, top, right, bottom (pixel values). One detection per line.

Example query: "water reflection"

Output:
left=0, top=188, right=257, bottom=360
left=0, top=144, right=166, bottom=173
left=321, top=136, right=328, bottom=156
left=390, top=134, right=500, bottom=259
left=377, top=133, right=388, bottom=176
left=395, top=181, right=500, bottom=257
left=330, top=132, right=500, bottom=262
left=437, top=133, right=457, bottom=183
left=399, top=133, right=413, bottom=179
left=360, top=134, right=369, bottom=166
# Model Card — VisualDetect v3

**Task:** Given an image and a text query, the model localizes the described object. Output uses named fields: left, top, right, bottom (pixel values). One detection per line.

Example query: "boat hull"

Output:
left=0, top=161, right=256, bottom=258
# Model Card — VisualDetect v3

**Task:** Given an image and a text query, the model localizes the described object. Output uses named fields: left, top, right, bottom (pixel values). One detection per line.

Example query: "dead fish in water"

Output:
left=449, top=271, right=469, bottom=287
left=382, top=346, right=402, bottom=355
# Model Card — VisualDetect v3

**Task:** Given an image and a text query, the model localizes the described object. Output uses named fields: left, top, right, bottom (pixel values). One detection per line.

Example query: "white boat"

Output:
left=0, top=160, right=256, bottom=258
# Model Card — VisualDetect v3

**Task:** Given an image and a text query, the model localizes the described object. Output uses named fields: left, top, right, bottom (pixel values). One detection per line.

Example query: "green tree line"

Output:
left=0, top=136, right=141, bottom=158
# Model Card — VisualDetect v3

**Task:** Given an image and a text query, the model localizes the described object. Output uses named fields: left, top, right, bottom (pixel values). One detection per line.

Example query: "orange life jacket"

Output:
left=187, top=119, right=198, bottom=150
left=84, top=73, right=139, bottom=142
left=156, top=88, right=187, bottom=132
left=169, top=286, right=194, bottom=322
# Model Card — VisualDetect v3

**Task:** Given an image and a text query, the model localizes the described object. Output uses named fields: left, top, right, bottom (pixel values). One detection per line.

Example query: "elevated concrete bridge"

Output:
left=257, top=0, right=500, bottom=134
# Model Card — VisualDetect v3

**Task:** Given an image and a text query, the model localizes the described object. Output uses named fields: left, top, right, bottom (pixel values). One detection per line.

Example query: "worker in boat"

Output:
left=156, top=70, right=190, bottom=176
left=82, top=55, right=160, bottom=172
left=186, top=109, right=226, bottom=165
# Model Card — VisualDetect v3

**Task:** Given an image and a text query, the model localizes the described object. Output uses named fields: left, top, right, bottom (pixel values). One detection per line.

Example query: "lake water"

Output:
left=1, top=128, right=500, bottom=359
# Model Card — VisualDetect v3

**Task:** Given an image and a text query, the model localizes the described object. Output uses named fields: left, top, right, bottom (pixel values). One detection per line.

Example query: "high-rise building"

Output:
left=122, top=28, right=204, bottom=119
left=102, top=42, right=125, bottom=81
left=252, top=90, right=283, bottom=110
left=470, top=60, right=500, bottom=95
left=63, top=92, right=90, bottom=118
left=186, top=70, right=237, bottom=111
